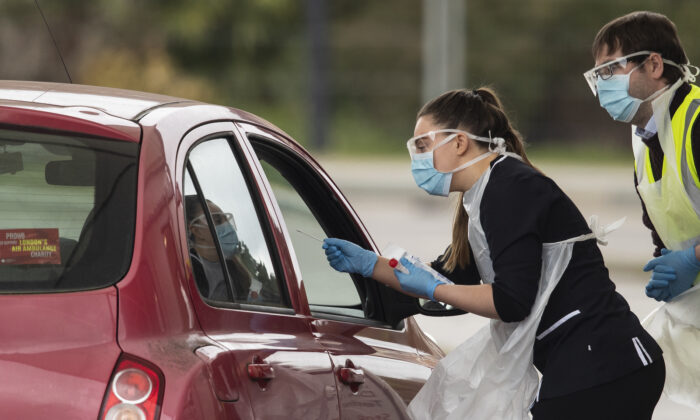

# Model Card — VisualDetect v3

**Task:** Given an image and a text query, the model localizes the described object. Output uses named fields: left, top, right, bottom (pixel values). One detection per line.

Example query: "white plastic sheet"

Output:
left=643, top=285, right=700, bottom=410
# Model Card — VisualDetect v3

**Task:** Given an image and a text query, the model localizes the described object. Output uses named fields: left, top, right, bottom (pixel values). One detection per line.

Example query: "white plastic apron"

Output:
left=636, top=79, right=700, bottom=410
left=408, top=156, right=621, bottom=420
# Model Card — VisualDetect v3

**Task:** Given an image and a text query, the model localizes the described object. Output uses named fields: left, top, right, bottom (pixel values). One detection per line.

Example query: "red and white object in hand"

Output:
left=389, top=258, right=410, bottom=274
left=382, top=243, right=454, bottom=285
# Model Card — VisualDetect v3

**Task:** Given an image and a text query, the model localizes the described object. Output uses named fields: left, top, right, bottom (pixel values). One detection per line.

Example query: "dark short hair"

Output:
left=592, top=11, right=687, bottom=83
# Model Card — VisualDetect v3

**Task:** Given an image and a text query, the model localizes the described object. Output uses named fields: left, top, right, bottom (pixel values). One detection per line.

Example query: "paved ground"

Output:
left=317, top=156, right=697, bottom=419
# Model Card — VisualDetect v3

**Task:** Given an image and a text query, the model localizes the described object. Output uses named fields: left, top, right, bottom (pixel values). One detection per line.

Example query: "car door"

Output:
left=239, top=123, right=435, bottom=419
left=176, top=123, right=340, bottom=420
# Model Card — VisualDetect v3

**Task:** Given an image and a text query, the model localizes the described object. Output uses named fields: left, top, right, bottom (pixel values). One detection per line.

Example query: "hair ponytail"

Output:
left=418, top=87, right=534, bottom=272
left=471, top=88, right=534, bottom=167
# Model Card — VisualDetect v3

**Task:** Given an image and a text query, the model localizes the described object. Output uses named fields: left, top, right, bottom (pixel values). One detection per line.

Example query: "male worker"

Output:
left=586, top=11, right=700, bottom=410
left=586, top=11, right=700, bottom=301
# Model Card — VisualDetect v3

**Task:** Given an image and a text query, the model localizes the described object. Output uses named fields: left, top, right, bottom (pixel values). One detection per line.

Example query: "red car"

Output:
left=0, top=81, right=447, bottom=419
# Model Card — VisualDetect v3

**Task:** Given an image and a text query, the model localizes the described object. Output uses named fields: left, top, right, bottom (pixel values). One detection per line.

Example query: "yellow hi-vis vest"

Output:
left=638, top=79, right=700, bottom=411
left=633, top=79, right=700, bottom=267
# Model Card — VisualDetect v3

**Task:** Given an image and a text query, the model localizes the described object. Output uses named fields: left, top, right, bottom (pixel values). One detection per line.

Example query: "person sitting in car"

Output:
left=185, top=195, right=255, bottom=302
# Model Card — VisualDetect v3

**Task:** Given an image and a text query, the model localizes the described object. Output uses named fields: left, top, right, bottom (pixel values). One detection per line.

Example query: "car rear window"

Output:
left=0, top=128, right=138, bottom=292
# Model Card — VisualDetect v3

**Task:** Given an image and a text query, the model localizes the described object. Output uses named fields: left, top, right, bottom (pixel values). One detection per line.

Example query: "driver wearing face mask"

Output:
left=185, top=196, right=255, bottom=302
left=189, top=208, right=241, bottom=258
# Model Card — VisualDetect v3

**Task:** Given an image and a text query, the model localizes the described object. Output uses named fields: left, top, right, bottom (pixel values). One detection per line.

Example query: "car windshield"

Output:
left=0, top=128, right=138, bottom=292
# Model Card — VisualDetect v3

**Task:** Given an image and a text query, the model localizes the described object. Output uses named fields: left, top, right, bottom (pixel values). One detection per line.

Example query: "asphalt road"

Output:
left=318, top=156, right=697, bottom=419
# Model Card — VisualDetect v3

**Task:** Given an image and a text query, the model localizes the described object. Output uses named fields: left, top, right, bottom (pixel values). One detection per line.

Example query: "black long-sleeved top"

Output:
left=432, top=156, right=662, bottom=400
left=635, top=82, right=700, bottom=257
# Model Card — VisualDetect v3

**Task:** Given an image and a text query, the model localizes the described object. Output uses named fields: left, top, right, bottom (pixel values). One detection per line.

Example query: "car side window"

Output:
left=0, top=129, right=137, bottom=292
left=184, top=138, right=285, bottom=308
left=251, top=139, right=365, bottom=319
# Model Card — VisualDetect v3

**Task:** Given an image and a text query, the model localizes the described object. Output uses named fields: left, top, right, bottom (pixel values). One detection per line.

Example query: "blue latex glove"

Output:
left=644, top=264, right=674, bottom=302
left=394, top=257, right=441, bottom=301
left=322, top=238, right=377, bottom=278
left=643, top=247, right=700, bottom=302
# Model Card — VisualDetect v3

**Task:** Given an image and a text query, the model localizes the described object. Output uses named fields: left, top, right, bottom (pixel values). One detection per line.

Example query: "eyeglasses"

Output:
left=583, top=51, right=654, bottom=96
left=406, top=129, right=465, bottom=157
left=189, top=212, right=235, bottom=229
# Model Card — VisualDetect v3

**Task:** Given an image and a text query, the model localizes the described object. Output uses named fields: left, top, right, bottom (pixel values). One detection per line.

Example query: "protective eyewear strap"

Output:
left=410, top=129, right=508, bottom=156
left=443, top=130, right=510, bottom=172
left=665, top=60, right=700, bottom=83
left=468, top=131, right=508, bottom=154
left=189, top=213, right=207, bottom=228
left=431, top=129, right=499, bottom=150
left=431, top=130, right=498, bottom=153
left=590, top=50, right=654, bottom=75
left=431, top=133, right=460, bottom=151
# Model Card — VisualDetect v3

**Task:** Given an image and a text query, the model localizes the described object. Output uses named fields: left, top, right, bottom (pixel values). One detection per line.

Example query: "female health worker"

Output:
left=323, top=88, right=665, bottom=420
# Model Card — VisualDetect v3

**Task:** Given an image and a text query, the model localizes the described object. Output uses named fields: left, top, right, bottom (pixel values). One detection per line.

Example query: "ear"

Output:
left=454, top=132, right=470, bottom=156
left=648, top=53, right=665, bottom=80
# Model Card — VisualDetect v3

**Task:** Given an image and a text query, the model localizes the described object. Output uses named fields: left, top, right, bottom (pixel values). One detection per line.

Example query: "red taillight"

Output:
left=100, top=356, right=164, bottom=420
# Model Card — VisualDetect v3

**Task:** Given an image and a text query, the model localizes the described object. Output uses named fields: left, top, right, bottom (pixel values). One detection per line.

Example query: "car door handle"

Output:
left=338, top=359, right=364, bottom=393
left=248, top=363, right=275, bottom=380
left=338, top=367, right=364, bottom=385
left=248, top=355, right=275, bottom=390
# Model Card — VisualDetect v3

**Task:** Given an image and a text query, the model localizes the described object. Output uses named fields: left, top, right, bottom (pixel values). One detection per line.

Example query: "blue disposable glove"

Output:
left=643, top=247, right=700, bottom=302
left=394, top=257, right=442, bottom=301
left=644, top=264, right=674, bottom=302
left=322, top=238, right=377, bottom=278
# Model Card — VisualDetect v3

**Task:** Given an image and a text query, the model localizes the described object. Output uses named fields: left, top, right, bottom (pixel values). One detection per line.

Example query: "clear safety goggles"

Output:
left=406, top=129, right=505, bottom=158
left=583, top=51, right=654, bottom=96
left=582, top=50, right=700, bottom=96
left=406, top=129, right=467, bottom=158
left=189, top=211, right=235, bottom=229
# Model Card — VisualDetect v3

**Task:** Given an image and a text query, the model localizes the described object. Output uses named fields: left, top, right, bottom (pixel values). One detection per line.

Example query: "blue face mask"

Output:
left=596, top=65, right=644, bottom=123
left=410, top=134, right=495, bottom=196
left=596, top=62, right=668, bottom=123
left=215, top=223, right=239, bottom=258
left=411, top=151, right=453, bottom=196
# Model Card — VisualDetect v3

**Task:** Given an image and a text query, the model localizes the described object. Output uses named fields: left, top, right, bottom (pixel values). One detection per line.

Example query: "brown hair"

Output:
left=417, top=87, right=534, bottom=272
left=592, top=11, right=687, bottom=83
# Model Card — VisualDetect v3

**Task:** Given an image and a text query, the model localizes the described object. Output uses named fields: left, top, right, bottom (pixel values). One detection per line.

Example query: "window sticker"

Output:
left=0, top=229, right=61, bottom=265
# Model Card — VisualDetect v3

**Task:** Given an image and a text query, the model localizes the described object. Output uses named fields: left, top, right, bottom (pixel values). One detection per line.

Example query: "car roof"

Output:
left=0, top=80, right=194, bottom=120
left=0, top=80, right=296, bottom=147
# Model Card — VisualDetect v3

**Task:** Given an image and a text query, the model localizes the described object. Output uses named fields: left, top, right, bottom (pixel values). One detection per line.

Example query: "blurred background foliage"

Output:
left=1, top=0, right=699, bottom=160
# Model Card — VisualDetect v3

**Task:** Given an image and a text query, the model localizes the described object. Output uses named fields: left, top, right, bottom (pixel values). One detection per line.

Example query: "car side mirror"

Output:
left=417, top=298, right=466, bottom=316
left=0, top=151, right=23, bottom=175
left=45, top=159, right=95, bottom=186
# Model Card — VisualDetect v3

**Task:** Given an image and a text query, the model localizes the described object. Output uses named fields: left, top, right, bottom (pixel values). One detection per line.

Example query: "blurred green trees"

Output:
left=1, top=0, right=698, bottom=156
